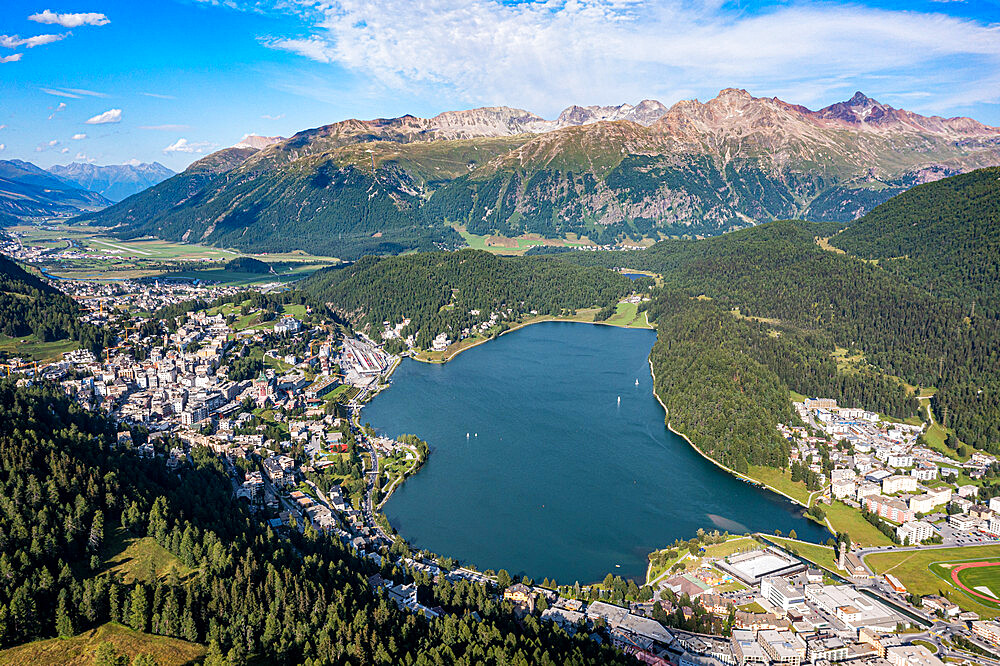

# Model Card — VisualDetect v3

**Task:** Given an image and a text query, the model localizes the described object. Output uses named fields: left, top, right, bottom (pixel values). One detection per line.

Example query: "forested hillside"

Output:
left=299, top=249, right=635, bottom=348
left=643, top=291, right=916, bottom=473
left=830, top=166, right=1000, bottom=313
left=0, top=255, right=112, bottom=355
left=0, top=381, right=630, bottom=665
left=565, top=220, right=999, bottom=456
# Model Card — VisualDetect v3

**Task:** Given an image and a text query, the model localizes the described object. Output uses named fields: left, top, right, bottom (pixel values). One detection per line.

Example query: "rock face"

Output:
left=0, top=159, right=111, bottom=219
left=234, top=135, right=286, bottom=150
left=47, top=161, right=174, bottom=202
left=82, top=89, right=1000, bottom=257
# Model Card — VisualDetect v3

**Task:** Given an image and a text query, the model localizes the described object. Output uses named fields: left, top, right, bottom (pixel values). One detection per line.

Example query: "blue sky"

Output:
left=2, top=0, right=999, bottom=172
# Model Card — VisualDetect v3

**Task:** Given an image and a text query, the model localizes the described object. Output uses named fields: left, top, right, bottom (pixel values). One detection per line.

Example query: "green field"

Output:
left=0, top=622, right=204, bottom=666
left=453, top=225, right=594, bottom=255
left=765, top=536, right=839, bottom=571
left=933, top=561, right=1000, bottom=610
left=101, top=527, right=195, bottom=584
left=0, top=334, right=79, bottom=362
left=746, top=465, right=813, bottom=505
left=823, top=500, right=894, bottom=547
left=866, top=545, right=1000, bottom=618
left=603, top=301, right=653, bottom=329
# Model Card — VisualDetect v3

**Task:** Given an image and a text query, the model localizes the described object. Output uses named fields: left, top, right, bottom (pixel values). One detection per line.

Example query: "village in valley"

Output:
left=2, top=264, right=1000, bottom=666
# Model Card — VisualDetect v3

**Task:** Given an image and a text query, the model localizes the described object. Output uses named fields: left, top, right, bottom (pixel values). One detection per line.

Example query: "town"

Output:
left=1, top=271, right=998, bottom=666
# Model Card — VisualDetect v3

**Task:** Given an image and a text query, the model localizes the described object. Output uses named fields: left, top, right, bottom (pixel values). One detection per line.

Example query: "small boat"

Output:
left=635, top=378, right=639, bottom=386
left=466, top=432, right=469, bottom=439
left=617, top=396, right=621, bottom=405
left=615, top=564, right=621, bottom=568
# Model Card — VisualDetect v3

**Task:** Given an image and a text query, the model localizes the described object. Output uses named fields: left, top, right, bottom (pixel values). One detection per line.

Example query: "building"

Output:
left=948, top=513, right=978, bottom=531
left=896, top=521, right=935, bottom=545
left=972, top=620, right=1000, bottom=645
left=274, top=317, right=302, bottom=335
left=921, top=595, right=960, bottom=618
left=832, top=479, right=856, bottom=500
left=503, top=583, right=536, bottom=610
left=882, top=475, right=918, bottom=494
left=885, top=645, right=944, bottom=666
left=757, top=630, right=806, bottom=666
left=717, top=548, right=805, bottom=585
left=761, top=577, right=804, bottom=611
left=865, top=495, right=915, bottom=523
left=805, top=635, right=847, bottom=663
left=731, top=629, right=769, bottom=666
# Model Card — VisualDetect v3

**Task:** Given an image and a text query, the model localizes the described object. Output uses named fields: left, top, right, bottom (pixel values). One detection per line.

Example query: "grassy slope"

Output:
left=824, top=500, right=894, bottom=547
left=0, top=623, right=204, bottom=666
left=101, top=526, right=195, bottom=584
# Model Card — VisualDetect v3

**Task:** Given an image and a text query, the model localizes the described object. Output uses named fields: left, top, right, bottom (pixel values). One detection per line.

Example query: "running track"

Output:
left=951, top=561, right=1000, bottom=602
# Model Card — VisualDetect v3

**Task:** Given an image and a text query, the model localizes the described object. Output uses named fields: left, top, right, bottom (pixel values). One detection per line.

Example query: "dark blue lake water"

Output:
left=364, top=322, right=827, bottom=584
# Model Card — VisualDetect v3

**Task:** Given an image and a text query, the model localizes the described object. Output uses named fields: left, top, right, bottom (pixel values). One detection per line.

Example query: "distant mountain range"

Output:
left=79, top=89, right=1000, bottom=258
left=47, top=161, right=174, bottom=202
left=0, top=159, right=111, bottom=220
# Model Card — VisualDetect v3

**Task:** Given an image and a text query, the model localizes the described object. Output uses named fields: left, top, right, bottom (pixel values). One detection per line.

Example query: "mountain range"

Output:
left=47, top=161, right=174, bottom=202
left=79, top=89, right=1000, bottom=258
left=0, top=159, right=111, bottom=220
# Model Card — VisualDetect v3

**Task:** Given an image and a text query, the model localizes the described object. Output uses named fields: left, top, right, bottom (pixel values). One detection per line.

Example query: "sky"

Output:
left=2, top=0, right=999, bottom=172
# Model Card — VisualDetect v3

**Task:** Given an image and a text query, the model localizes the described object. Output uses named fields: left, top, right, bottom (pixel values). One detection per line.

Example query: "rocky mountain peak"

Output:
left=234, top=134, right=286, bottom=150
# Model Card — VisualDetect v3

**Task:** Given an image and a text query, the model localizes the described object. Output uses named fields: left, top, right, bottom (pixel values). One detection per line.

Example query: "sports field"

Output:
left=867, top=545, right=1000, bottom=617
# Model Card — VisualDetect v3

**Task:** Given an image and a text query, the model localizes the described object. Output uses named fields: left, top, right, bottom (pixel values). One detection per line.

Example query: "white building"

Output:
left=896, top=521, right=935, bottom=545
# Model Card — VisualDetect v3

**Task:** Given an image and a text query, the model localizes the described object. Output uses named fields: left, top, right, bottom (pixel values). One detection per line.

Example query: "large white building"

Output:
left=761, top=577, right=805, bottom=611
left=896, top=521, right=935, bottom=545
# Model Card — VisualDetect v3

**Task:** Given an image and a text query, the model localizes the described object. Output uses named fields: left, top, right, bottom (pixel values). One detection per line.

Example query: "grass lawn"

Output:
left=789, top=390, right=808, bottom=402
left=702, top=537, right=760, bottom=559
left=765, top=536, right=838, bottom=571
left=602, top=301, right=654, bottom=329
left=738, top=602, right=767, bottom=613
left=866, top=545, right=1000, bottom=618
left=746, top=466, right=812, bottom=506
left=0, top=334, right=79, bottom=362
left=0, top=622, right=204, bottom=666
left=823, top=500, right=894, bottom=547
left=101, top=527, right=194, bottom=584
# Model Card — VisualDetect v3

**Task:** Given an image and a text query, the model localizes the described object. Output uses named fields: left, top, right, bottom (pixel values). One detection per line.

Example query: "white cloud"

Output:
left=259, top=0, right=1000, bottom=114
left=29, top=10, right=110, bottom=28
left=75, top=152, right=93, bottom=162
left=48, top=101, right=67, bottom=120
left=0, top=54, right=22, bottom=63
left=261, top=113, right=285, bottom=120
left=0, top=33, right=68, bottom=49
left=0, top=144, right=5, bottom=151
left=72, top=133, right=87, bottom=140
left=42, top=87, right=82, bottom=99
left=85, top=108, right=122, bottom=124
left=60, top=147, right=69, bottom=153
left=36, top=139, right=59, bottom=152
left=163, top=138, right=214, bottom=153
left=140, top=92, right=176, bottom=100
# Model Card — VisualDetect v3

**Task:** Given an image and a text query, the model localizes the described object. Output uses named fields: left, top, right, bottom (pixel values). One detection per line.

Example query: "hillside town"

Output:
left=782, top=398, right=1000, bottom=548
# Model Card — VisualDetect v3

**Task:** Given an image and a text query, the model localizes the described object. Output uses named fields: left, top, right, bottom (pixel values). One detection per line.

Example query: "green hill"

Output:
left=0, top=255, right=112, bottom=360
left=0, top=622, right=204, bottom=666
left=831, top=166, right=1000, bottom=313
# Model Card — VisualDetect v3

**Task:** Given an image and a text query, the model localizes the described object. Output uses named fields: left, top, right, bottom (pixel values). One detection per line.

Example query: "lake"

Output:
left=364, top=321, right=828, bottom=584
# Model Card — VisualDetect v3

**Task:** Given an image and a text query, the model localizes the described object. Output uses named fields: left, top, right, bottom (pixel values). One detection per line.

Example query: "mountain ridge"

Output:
left=80, top=89, right=1000, bottom=257
left=0, top=159, right=111, bottom=219
left=47, top=161, right=175, bottom=202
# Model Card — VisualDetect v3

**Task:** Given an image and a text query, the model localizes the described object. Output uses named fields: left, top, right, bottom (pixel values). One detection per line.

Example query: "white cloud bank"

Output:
left=29, top=10, right=110, bottom=28
left=261, top=0, right=1000, bottom=114
left=163, top=138, right=214, bottom=154
left=0, top=33, right=68, bottom=49
left=0, top=54, right=22, bottom=63
left=85, top=108, right=122, bottom=124
left=72, top=133, right=87, bottom=140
